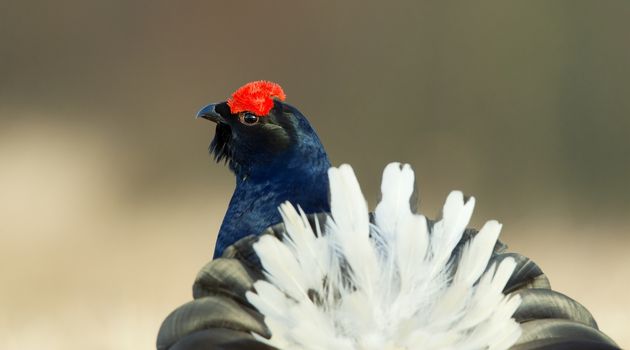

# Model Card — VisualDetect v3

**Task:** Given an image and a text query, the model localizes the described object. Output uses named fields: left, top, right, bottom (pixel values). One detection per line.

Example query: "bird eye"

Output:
left=239, top=112, right=259, bottom=125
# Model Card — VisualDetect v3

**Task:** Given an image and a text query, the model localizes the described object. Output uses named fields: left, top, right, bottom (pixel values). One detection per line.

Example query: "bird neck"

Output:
left=213, top=148, right=331, bottom=258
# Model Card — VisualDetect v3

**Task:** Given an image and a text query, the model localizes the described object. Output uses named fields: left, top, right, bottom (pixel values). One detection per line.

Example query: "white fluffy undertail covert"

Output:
left=246, top=163, right=522, bottom=350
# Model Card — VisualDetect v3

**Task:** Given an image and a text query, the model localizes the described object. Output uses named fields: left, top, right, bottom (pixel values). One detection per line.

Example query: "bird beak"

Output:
left=196, top=103, right=225, bottom=123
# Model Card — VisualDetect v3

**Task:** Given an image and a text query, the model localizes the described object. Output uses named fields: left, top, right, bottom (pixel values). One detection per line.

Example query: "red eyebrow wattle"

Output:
left=227, top=81, right=286, bottom=116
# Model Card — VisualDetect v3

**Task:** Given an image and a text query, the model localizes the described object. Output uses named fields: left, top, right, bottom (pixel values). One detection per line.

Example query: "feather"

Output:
left=192, top=258, right=256, bottom=301
left=246, top=163, right=521, bottom=350
left=513, top=319, right=618, bottom=349
left=157, top=295, right=269, bottom=350
left=511, top=289, right=598, bottom=328
left=327, top=165, right=379, bottom=307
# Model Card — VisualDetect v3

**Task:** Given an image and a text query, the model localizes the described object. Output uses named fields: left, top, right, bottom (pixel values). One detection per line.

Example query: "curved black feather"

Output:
left=192, top=258, right=259, bottom=301
left=512, top=339, right=619, bottom=350
left=170, top=329, right=277, bottom=350
left=513, top=319, right=618, bottom=350
left=157, top=294, right=270, bottom=350
left=511, top=289, right=598, bottom=328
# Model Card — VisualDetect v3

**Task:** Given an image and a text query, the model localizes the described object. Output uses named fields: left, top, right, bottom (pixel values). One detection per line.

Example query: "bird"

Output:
left=195, top=81, right=331, bottom=259
left=157, top=81, right=619, bottom=350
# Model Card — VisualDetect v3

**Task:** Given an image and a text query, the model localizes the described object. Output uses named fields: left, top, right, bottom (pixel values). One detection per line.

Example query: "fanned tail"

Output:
left=247, top=163, right=521, bottom=350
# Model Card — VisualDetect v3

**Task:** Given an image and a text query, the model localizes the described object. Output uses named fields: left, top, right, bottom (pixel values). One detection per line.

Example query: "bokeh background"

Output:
left=1, top=1, right=629, bottom=349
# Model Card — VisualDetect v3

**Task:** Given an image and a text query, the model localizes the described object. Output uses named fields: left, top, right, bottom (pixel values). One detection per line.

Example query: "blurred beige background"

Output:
left=1, top=1, right=629, bottom=349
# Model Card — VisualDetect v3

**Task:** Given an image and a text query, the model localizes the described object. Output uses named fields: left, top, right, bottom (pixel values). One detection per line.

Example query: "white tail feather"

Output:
left=247, top=163, right=521, bottom=350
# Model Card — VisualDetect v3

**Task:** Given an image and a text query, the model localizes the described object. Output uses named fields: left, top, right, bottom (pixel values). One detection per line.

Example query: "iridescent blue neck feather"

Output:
left=213, top=106, right=330, bottom=258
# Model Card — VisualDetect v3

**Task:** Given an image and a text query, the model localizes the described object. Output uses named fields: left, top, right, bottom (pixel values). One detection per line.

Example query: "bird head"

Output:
left=197, top=81, right=328, bottom=178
